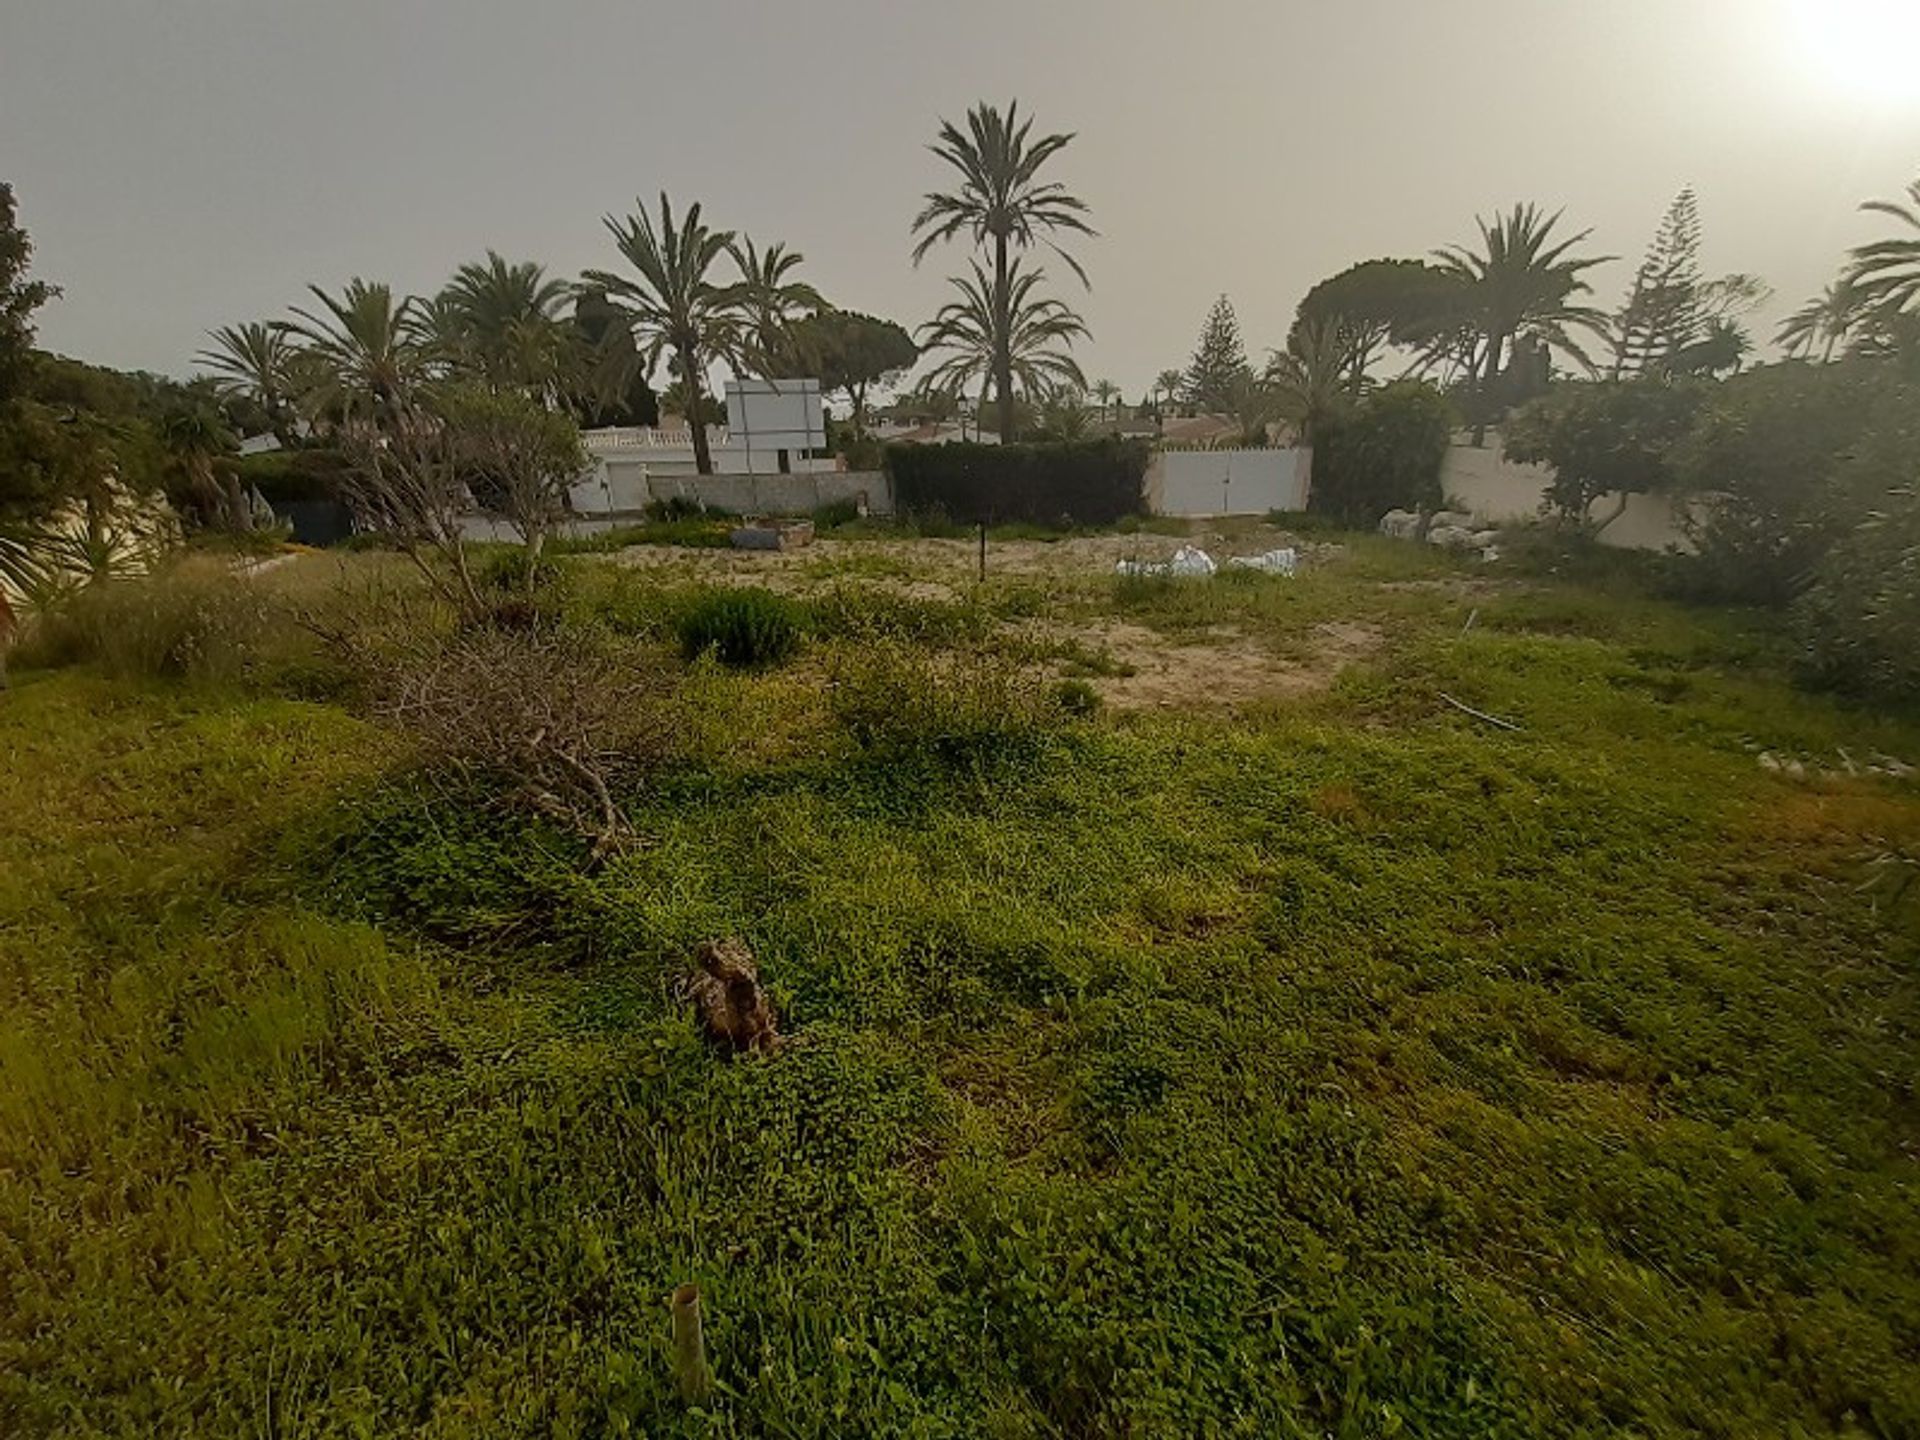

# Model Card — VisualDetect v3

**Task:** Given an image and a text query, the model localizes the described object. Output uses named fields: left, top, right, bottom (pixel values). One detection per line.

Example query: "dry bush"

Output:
left=354, top=622, right=680, bottom=856
left=14, top=557, right=277, bottom=681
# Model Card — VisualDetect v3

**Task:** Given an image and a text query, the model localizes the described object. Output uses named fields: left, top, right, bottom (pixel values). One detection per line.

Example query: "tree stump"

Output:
left=686, top=938, right=781, bottom=1055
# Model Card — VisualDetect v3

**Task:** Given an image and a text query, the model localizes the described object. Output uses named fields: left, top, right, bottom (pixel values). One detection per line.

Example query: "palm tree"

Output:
left=916, top=259, right=1088, bottom=421
left=1845, top=177, right=1920, bottom=319
left=910, top=100, right=1096, bottom=443
left=1264, top=320, right=1358, bottom=446
left=1777, top=281, right=1865, bottom=362
left=195, top=322, right=301, bottom=447
left=161, top=407, right=245, bottom=531
left=284, top=280, right=425, bottom=429
left=1153, top=368, right=1185, bottom=415
left=435, top=251, right=576, bottom=393
left=1434, top=204, right=1611, bottom=443
left=1090, top=378, right=1121, bottom=422
left=1032, top=385, right=1094, bottom=441
left=728, top=236, right=825, bottom=376
left=583, top=193, right=745, bottom=475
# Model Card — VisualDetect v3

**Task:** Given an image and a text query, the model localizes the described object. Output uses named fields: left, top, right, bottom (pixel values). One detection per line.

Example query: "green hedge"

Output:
left=886, top=438, right=1148, bottom=527
left=1309, top=382, right=1453, bottom=526
left=236, top=447, right=353, bottom=504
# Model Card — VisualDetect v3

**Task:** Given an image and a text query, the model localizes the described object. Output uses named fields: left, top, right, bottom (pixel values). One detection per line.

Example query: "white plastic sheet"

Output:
left=1116, top=544, right=1218, bottom=578
left=1225, top=547, right=1297, bottom=576
left=1116, top=545, right=1298, bottom=579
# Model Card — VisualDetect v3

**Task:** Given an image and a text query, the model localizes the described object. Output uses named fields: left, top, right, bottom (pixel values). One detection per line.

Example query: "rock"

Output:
left=1469, top=529, right=1501, bottom=550
left=686, top=938, right=782, bottom=1055
left=1430, top=509, right=1476, bottom=529
left=1379, top=509, right=1421, bottom=541
left=1426, top=525, right=1476, bottom=549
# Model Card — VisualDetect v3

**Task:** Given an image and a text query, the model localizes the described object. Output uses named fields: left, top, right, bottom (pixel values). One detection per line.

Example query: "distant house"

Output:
left=1157, top=413, right=1243, bottom=448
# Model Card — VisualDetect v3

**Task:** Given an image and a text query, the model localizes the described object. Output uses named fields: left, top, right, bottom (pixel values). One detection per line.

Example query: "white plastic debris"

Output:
left=1116, top=544, right=1218, bottom=578
left=1225, top=547, right=1298, bottom=576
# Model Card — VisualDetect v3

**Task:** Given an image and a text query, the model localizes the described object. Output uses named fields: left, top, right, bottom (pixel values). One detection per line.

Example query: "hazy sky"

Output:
left=4, top=0, right=1917, bottom=397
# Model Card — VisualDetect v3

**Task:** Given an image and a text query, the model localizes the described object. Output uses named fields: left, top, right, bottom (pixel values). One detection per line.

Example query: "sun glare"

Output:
left=1788, top=0, right=1920, bottom=106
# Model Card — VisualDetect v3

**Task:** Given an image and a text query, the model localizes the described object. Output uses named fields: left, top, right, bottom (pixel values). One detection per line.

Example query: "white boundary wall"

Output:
left=1150, top=447, right=1311, bottom=516
left=1441, top=439, right=1692, bottom=552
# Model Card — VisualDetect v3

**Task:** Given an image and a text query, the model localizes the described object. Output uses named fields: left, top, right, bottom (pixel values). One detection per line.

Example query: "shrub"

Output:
left=1503, top=379, right=1704, bottom=526
left=887, top=438, right=1148, bottom=527
left=812, top=497, right=862, bottom=531
left=1054, top=676, right=1102, bottom=715
left=1793, top=493, right=1920, bottom=701
left=645, top=494, right=721, bottom=523
left=1669, top=360, right=1909, bottom=606
left=1310, top=381, right=1453, bottom=525
left=676, top=587, right=802, bottom=668
left=350, top=623, right=681, bottom=856
left=829, top=642, right=1063, bottom=767
left=804, top=585, right=990, bottom=648
left=16, top=559, right=275, bottom=681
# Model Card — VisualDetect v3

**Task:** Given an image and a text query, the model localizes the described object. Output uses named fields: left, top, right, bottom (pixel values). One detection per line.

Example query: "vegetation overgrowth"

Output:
left=3, top=525, right=1917, bottom=1437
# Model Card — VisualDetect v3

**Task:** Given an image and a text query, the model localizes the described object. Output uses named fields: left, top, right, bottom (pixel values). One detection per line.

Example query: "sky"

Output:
left=3, top=0, right=1918, bottom=399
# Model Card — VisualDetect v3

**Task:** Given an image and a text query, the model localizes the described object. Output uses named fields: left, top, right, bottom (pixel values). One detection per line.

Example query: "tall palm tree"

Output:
left=916, top=259, right=1088, bottom=420
left=583, top=193, right=745, bottom=475
left=910, top=100, right=1096, bottom=442
left=284, top=280, right=425, bottom=429
left=728, top=236, right=825, bottom=376
left=194, top=322, right=300, bottom=447
left=435, top=251, right=576, bottom=393
left=1434, top=204, right=1611, bottom=442
left=1264, top=320, right=1358, bottom=446
left=1090, top=378, right=1121, bottom=422
left=1777, top=281, right=1865, bottom=362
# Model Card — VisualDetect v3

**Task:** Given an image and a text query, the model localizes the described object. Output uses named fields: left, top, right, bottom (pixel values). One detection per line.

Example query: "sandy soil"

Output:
left=609, top=527, right=1378, bottom=711
left=1075, top=618, right=1383, bottom=711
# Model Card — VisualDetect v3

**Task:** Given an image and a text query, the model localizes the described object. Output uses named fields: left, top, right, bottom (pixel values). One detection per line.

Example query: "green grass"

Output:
left=2, top=536, right=1918, bottom=1437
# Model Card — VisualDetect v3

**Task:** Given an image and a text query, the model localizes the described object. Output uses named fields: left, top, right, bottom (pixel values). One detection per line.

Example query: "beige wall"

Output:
left=1441, top=438, right=1691, bottom=552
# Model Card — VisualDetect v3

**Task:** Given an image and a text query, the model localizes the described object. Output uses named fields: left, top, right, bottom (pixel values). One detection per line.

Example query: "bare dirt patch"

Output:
left=1078, top=618, right=1383, bottom=711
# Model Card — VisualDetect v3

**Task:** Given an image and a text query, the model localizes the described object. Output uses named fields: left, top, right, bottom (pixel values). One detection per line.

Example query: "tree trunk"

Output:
left=1470, top=328, right=1505, bottom=447
left=682, top=342, right=714, bottom=475
left=993, top=230, right=1015, bottom=443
